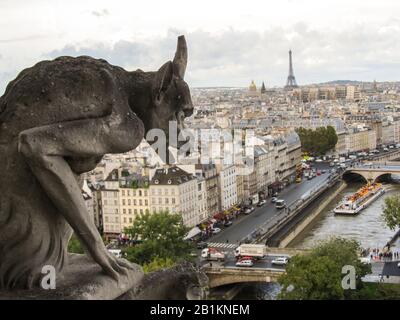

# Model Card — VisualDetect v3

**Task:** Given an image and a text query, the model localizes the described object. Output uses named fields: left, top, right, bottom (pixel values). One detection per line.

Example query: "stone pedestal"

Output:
left=0, top=254, right=144, bottom=300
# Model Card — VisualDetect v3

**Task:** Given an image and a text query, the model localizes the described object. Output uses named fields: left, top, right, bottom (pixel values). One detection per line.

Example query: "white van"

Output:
left=275, top=199, right=286, bottom=209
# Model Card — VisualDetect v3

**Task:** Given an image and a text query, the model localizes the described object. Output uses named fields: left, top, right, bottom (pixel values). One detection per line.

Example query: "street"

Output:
left=208, top=163, right=331, bottom=245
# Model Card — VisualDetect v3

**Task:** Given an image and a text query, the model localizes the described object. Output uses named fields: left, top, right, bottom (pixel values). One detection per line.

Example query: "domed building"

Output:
left=248, top=80, right=258, bottom=97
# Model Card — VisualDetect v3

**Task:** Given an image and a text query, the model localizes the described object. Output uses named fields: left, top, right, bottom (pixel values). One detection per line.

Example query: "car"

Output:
left=236, top=259, right=254, bottom=267
left=271, top=197, right=278, bottom=203
left=224, top=221, right=233, bottom=227
left=397, top=262, right=400, bottom=268
left=244, top=206, right=255, bottom=214
left=321, top=169, right=327, bottom=174
left=196, top=241, right=208, bottom=249
left=315, top=159, right=323, bottom=163
left=211, top=228, right=221, bottom=234
left=257, top=199, right=267, bottom=207
left=295, top=177, right=302, bottom=183
left=364, top=162, right=373, bottom=166
left=271, top=257, right=289, bottom=265
left=383, top=147, right=389, bottom=152
left=275, top=199, right=286, bottom=209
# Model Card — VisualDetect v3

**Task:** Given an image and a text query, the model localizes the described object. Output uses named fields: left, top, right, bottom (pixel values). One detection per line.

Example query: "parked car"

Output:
left=224, top=221, right=233, bottom=227
left=257, top=199, right=267, bottom=207
left=236, top=259, right=254, bottom=267
left=315, top=158, right=323, bottom=163
left=196, top=241, right=208, bottom=249
left=244, top=207, right=255, bottom=215
left=271, top=256, right=289, bottom=265
left=211, top=228, right=221, bottom=234
left=321, top=169, right=327, bottom=174
left=271, top=197, right=278, bottom=203
left=316, top=170, right=321, bottom=176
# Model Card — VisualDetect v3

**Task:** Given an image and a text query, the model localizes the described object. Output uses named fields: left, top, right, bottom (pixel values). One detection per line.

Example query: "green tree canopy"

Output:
left=67, top=234, right=84, bottom=254
left=382, top=195, right=400, bottom=231
left=278, top=238, right=371, bottom=300
left=296, top=126, right=338, bottom=156
left=123, top=211, right=194, bottom=265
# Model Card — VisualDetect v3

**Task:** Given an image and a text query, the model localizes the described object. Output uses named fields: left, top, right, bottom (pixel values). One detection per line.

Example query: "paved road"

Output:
left=201, top=254, right=287, bottom=271
left=208, top=163, right=331, bottom=244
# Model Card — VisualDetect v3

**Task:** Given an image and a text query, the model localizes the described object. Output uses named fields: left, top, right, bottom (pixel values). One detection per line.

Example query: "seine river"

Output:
left=235, top=181, right=400, bottom=300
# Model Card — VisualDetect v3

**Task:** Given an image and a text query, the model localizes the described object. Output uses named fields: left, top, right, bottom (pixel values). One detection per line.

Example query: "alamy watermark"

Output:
left=41, top=265, right=56, bottom=290
left=146, top=121, right=258, bottom=174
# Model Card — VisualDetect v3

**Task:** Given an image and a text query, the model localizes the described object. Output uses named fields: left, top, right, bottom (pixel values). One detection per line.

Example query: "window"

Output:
left=134, top=209, right=138, bottom=215
left=139, top=199, right=142, bottom=206
left=122, top=190, right=125, bottom=196
left=134, top=199, right=137, bottom=205
left=139, top=190, right=142, bottom=196
left=122, top=199, right=126, bottom=206
left=123, top=209, right=126, bottom=214
left=128, top=199, right=131, bottom=205
left=129, top=209, right=132, bottom=214
left=144, top=190, right=148, bottom=197
left=129, top=218, right=132, bottom=223
left=145, top=200, right=148, bottom=206
left=140, top=209, right=143, bottom=214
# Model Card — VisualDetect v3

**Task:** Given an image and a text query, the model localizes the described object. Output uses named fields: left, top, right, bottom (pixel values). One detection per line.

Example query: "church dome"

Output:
left=249, top=80, right=257, bottom=92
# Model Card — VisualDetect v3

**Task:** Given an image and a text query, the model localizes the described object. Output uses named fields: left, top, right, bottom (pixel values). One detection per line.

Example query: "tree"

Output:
left=278, top=238, right=371, bottom=300
left=67, top=234, right=84, bottom=254
left=382, top=195, right=400, bottom=230
left=296, top=126, right=338, bottom=156
left=123, top=211, right=194, bottom=265
left=142, top=257, right=176, bottom=273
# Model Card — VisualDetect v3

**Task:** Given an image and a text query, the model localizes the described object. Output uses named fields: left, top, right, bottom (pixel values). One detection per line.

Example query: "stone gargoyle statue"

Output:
left=0, top=35, right=202, bottom=298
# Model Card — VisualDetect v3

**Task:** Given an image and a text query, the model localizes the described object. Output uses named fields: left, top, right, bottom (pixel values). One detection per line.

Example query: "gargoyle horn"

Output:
left=173, top=35, right=187, bottom=79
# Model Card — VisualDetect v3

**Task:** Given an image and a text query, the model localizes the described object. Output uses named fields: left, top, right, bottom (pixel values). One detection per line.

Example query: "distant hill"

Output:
left=315, top=80, right=364, bottom=86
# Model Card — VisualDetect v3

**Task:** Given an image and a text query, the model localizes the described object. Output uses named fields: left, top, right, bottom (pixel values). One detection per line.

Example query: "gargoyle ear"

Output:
left=173, top=35, right=187, bottom=79
left=153, top=61, right=174, bottom=98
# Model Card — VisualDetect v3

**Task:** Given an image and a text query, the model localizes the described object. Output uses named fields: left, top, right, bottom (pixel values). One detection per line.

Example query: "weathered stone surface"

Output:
left=0, top=254, right=144, bottom=300
left=0, top=35, right=194, bottom=294
left=119, top=262, right=209, bottom=300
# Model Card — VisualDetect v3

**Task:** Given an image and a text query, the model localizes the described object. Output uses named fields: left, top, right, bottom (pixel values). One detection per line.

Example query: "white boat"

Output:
left=333, top=183, right=385, bottom=215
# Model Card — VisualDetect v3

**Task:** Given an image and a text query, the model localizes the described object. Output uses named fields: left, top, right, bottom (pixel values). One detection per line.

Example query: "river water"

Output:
left=235, top=181, right=400, bottom=300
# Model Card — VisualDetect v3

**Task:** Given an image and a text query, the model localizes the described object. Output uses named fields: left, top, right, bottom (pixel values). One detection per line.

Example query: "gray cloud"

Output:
left=1, top=22, right=400, bottom=94
left=91, top=9, right=109, bottom=18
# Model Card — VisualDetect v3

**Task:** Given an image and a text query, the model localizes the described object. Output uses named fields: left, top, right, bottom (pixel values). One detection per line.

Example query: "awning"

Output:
left=184, top=227, right=202, bottom=240
left=213, top=213, right=225, bottom=220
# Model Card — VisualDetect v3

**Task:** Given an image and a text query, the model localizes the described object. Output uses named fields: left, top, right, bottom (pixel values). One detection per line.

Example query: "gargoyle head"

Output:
left=146, top=35, right=193, bottom=146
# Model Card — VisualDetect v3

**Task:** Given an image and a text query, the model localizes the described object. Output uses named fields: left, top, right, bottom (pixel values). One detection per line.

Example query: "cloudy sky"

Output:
left=0, top=0, right=400, bottom=93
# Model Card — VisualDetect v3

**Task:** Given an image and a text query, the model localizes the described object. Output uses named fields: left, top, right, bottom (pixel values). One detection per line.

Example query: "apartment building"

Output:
left=217, top=164, right=238, bottom=211
left=345, top=128, right=377, bottom=153
left=150, top=167, right=199, bottom=228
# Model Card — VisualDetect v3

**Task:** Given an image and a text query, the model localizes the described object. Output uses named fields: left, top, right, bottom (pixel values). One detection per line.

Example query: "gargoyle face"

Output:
left=149, top=36, right=193, bottom=146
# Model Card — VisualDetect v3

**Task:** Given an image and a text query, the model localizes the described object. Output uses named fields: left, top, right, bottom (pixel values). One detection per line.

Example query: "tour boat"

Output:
left=333, top=182, right=385, bottom=215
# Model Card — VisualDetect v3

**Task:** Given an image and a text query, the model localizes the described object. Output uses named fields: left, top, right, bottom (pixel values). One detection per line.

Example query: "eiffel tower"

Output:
left=284, top=49, right=298, bottom=90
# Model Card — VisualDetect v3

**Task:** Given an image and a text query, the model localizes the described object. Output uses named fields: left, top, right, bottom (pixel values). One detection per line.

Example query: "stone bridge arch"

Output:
left=343, top=170, right=392, bottom=183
